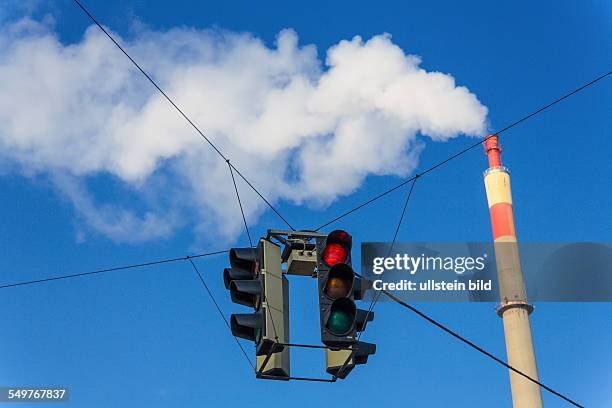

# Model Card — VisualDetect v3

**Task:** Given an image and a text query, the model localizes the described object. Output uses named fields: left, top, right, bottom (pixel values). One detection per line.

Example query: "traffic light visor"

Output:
left=230, top=247, right=258, bottom=270
left=230, top=313, right=263, bottom=341
left=230, top=280, right=262, bottom=308
left=223, top=267, right=254, bottom=289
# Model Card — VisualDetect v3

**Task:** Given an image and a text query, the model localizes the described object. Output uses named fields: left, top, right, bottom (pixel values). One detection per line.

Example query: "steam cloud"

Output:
left=0, top=18, right=488, bottom=243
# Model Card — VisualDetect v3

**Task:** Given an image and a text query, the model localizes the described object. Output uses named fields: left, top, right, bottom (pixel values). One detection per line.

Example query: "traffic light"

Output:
left=224, top=239, right=290, bottom=378
left=315, top=230, right=375, bottom=378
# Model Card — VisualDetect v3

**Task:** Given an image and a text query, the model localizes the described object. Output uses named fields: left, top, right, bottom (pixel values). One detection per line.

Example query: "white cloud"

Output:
left=52, top=173, right=178, bottom=243
left=0, top=18, right=488, bottom=243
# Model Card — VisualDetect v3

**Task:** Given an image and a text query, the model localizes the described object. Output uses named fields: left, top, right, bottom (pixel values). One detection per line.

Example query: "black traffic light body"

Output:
left=224, top=239, right=289, bottom=377
left=316, top=230, right=374, bottom=347
left=224, top=247, right=263, bottom=345
left=315, top=230, right=375, bottom=378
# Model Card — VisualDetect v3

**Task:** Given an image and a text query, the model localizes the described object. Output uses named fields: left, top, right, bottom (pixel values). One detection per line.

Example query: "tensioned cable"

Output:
left=72, top=0, right=295, bottom=231
left=333, top=176, right=418, bottom=380
left=226, top=162, right=279, bottom=340
left=325, top=71, right=610, bottom=401
left=359, top=174, right=418, bottom=342
left=383, top=289, right=584, bottom=407
left=315, top=70, right=611, bottom=231
left=52, top=5, right=604, bottom=401
left=388, top=175, right=419, bottom=255
left=0, top=248, right=255, bottom=371
left=228, top=164, right=295, bottom=231
left=330, top=171, right=583, bottom=406
left=0, top=250, right=228, bottom=290
left=187, top=258, right=256, bottom=371
left=227, top=160, right=253, bottom=247
left=1, top=248, right=580, bottom=403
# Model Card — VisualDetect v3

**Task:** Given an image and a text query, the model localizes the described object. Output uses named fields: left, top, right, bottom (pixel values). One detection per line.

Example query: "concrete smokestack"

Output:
left=483, top=135, right=543, bottom=408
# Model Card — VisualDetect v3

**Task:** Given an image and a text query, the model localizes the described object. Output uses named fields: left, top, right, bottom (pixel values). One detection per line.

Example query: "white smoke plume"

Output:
left=0, top=18, right=488, bottom=243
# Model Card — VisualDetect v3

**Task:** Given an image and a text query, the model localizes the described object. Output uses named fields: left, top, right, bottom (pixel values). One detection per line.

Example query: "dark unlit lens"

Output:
left=325, top=277, right=350, bottom=298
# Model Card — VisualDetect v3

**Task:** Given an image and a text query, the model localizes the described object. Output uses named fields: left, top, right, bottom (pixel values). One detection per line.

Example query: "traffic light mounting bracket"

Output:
left=255, top=340, right=361, bottom=382
left=267, top=229, right=326, bottom=274
left=225, top=229, right=375, bottom=382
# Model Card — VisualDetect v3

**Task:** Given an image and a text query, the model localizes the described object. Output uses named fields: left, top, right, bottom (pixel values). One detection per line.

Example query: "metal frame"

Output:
left=255, top=341, right=357, bottom=383
left=254, top=229, right=365, bottom=382
left=267, top=229, right=324, bottom=256
left=266, top=229, right=327, bottom=242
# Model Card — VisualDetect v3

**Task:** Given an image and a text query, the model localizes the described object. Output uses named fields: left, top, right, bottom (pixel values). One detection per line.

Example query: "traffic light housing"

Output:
left=315, top=230, right=375, bottom=378
left=224, top=239, right=290, bottom=378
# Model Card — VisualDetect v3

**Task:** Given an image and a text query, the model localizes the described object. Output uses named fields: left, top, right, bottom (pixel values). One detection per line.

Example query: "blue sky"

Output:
left=0, top=1, right=611, bottom=407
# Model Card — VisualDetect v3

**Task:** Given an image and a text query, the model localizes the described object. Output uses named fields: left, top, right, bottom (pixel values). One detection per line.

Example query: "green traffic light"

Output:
left=327, top=310, right=352, bottom=334
left=325, top=297, right=356, bottom=336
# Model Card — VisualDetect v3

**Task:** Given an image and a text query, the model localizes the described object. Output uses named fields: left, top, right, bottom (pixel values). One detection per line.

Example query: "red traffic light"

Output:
left=322, top=243, right=348, bottom=266
left=322, top=230, right=352, bottom=267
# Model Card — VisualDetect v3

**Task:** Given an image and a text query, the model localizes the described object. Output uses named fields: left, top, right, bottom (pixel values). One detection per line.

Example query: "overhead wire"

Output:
left=226, top=162, right=280, bottom=341
left=359, top=175, right=419, bottom=341
left=383, top=289, right=584, bottom=407
left=187, top=257, right=256, bottom=371
left=0, top=249, right=256, bottom=372
left=29, top=3, right=609, bottom=402
left=227, top=160, right=254, bottom=247
left=330, top=172, right=585, bottom=406
left=71, top=0, right=288, bottom=366
left=0, top=250, right=228, bottom=290
left=315, top=70, right=611, bottom=231
left=72, top=0, right=295, bottom=231
left=333, top=175, right=418, bottom=380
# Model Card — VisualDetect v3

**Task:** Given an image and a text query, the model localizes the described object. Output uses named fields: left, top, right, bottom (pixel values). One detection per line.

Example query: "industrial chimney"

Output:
left=483, top=135, right=543, bottom=407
